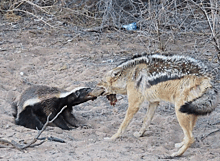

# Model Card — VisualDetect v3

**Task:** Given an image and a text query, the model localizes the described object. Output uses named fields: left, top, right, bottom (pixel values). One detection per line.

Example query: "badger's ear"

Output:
left=72, top=90, right=80, bottom=98
left=111, top=67, right=122, bottom=77
left=66, top=92, right=78, bottom=104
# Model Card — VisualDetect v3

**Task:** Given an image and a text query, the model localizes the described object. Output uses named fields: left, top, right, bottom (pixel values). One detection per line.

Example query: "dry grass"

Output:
left=0, top=0, right=219, bottom=61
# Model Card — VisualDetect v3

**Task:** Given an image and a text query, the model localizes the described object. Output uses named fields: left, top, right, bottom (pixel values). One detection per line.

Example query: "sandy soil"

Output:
left=0, top=19, right=220, bottom=161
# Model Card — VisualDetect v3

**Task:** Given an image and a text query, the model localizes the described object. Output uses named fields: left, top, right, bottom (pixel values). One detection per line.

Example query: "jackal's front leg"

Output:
left=106, top=82, right=144, bottom=140
left=133, top=102, right=159, bottom=138
left=109, top=104, right=140, bottom=140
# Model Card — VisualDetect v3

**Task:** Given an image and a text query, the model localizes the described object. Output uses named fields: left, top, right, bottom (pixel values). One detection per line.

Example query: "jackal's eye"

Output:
left=112, top=71, right=121, bottom=77
left=114, top=72, right=119, bottom=76
left=111, top=67, right=122, bottom=78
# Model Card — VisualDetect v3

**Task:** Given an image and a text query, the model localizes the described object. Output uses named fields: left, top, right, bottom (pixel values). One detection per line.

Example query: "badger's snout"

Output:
left=75, top=88, right=92, bottom=98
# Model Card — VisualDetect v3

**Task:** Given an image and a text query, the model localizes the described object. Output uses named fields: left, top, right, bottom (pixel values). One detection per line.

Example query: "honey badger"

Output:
left=12, top=85, right=102, bottom=130
left=96, top=53, right=219, bottom=157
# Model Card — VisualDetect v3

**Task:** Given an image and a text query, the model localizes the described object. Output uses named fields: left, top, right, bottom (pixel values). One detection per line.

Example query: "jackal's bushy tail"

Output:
left=180, top=87, right=219, bottom=115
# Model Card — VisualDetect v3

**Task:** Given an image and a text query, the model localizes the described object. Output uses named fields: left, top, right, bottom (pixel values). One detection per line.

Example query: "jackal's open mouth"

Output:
left=87, top=87, right=117, bottom=106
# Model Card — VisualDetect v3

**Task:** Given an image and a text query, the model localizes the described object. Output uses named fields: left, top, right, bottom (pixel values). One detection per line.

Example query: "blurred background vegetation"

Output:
left=0, top=0, right=219, bottom=60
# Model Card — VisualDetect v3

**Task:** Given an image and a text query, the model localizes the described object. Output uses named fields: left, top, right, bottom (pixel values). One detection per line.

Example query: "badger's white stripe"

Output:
left=23, top=98, right=41, bottom=109
left=59, top=87, right=87, bottom=98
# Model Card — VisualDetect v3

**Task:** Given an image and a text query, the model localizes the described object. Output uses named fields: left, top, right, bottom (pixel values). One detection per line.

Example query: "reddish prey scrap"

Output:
left=106, top=94, right=117, bottom=106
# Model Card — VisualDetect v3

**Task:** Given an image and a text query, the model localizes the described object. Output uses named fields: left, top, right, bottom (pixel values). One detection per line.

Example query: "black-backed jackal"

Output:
left=97, top=53, right=219, bottom=157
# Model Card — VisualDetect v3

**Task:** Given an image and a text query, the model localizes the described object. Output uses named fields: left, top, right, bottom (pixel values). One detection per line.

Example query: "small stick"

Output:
left=38, top=136, right=65, bottom=143
left=7, top=9, right=55, bottom=28
left=21, top=0, right=50, bottom=14
left=0, top=106, right=67, bottom=150
left=21, top=105, right=67, bottom=149
left=189, top=0, right=220, bottom=61
left=200, top=129, right=220, bottom=141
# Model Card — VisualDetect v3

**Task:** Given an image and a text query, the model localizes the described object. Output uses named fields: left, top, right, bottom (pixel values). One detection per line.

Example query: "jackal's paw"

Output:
left=157, top=154, right=175, bottom=159
left=103, top=137, right=117, bottom=142
left=104, top=137, right=113, bottom=141
left=171, top=151, right=181, bottom=158
left=133, top=131, right=142, bottom=138
left=175, top=142, right=184, bottom=148
left=104, top=133, right=119, bottom=141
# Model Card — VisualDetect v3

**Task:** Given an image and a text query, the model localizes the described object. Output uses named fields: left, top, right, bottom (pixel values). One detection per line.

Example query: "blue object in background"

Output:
left=122, top=22, right=137, bottom=31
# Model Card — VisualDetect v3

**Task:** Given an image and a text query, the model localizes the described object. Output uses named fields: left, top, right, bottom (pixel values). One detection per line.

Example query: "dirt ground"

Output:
left=0, top=19, right=220, bottom=161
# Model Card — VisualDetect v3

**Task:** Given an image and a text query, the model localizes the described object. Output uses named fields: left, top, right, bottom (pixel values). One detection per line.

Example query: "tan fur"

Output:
left=98, top=57, right=216, bottom=157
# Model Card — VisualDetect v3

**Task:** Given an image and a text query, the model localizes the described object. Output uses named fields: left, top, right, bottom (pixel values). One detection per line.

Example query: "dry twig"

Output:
left=7, top=9, right=55, bottom=28
left=200, top=129, right=220, bottom=141
left=0, top=105, right=67, bottom=150
left=1, top=0, right=220, bottom=61
left=189, top=0, right=220, bottom=61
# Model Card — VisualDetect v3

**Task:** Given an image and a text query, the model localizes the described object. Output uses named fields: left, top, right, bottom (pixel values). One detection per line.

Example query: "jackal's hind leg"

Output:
left=171, top=108, right=197, bottom=157
left=133, top=102, right=159, bottom=138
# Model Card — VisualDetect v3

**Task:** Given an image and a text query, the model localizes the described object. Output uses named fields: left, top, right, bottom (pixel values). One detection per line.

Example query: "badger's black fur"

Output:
left=12, top=85, right=97, bottom=130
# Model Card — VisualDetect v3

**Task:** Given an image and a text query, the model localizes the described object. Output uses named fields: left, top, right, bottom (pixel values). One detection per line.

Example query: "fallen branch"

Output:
left=37, top=136, right=65, bottom=143
left=21, top=0, right=51, bottom=15
left=0, top=138, right=24, bottom=150
left=6, top=9, right=55, bottom=28
left=209, top=120, right=220, bottom=126
left=0, top=105, right=67, bottom=150
left=200, top=129, right=220, bottom=141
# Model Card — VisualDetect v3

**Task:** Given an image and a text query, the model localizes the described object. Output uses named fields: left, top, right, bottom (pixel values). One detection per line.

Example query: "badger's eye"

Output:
left=75, top=91, right=80, bottom=97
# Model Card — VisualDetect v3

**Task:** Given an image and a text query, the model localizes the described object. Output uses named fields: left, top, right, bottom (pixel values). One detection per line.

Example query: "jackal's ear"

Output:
left=112, top=67, right=122, bottom=77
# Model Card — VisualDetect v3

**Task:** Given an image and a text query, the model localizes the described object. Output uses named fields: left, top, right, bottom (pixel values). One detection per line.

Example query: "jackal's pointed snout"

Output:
left=87, top=86, right=105, bottom=97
